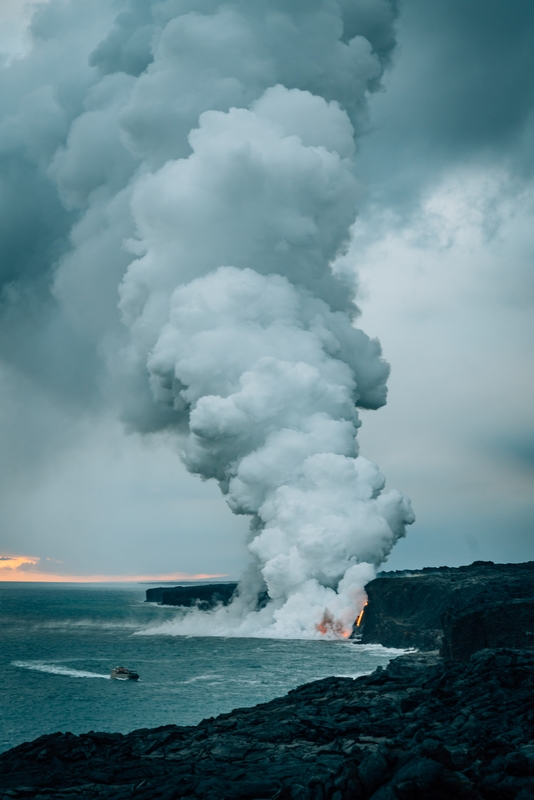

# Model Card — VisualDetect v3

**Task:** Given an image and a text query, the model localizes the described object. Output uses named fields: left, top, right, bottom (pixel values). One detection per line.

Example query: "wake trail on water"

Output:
left=12, top=661, right=111, bottom=679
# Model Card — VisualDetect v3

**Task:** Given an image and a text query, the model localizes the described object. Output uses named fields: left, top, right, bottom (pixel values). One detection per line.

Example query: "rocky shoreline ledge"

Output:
left=2, top=648, right=534, bottom=799
left=359, top=561, right=534, bottom=658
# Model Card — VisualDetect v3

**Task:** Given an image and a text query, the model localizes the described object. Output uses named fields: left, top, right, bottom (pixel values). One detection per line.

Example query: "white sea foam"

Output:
left=332, top=671, right=372, bottom=680
left=136, top=607, right=412, bottom=652
left=39, top=619, right=141, bottom=630
left=179, top=673, right=224, bottom=684
left=12, top=661, right=110, bottom=679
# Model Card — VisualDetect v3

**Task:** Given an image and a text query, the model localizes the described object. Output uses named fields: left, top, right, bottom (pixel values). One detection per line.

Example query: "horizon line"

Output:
left=0, top=570, right=230, bottom=584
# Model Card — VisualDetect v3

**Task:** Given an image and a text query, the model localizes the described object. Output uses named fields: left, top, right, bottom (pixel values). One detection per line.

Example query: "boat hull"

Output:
left=110, top=668, right=139, bottom=681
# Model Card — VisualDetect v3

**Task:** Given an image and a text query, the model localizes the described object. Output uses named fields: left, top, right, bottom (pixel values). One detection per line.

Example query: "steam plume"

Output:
left=1, top=0, right=413, bottom=636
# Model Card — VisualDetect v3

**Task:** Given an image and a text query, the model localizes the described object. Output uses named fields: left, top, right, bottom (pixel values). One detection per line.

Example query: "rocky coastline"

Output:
left=2, top=648, right=534, bottom=799
left=2, top=561, right=534, bottom=799
left=359, top=560, right=534, bottom=659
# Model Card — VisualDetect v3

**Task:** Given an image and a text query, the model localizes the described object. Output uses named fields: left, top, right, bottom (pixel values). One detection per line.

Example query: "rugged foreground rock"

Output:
left=360, top=561, right=534, bottom=657
left=2, top=648, right=534, bottom=800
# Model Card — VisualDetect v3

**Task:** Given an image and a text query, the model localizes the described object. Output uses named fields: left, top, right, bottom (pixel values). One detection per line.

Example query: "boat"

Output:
left=110, top=666, right=139, bottom=681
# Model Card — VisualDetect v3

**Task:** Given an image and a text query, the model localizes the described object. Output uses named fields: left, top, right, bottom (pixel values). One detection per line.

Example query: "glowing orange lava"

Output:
left=355, top=602, right=368, bottom=627
left=315, top=609, right=351, bottom=638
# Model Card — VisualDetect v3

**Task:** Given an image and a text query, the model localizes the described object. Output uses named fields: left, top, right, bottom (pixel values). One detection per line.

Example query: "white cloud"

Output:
left=350, top=166, right=534, bottom=567
left=0, top=0, right=49, bottom=66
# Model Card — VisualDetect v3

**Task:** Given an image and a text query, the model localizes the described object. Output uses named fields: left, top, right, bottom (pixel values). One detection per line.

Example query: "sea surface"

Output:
left=0, top=584, right=402, bottom=754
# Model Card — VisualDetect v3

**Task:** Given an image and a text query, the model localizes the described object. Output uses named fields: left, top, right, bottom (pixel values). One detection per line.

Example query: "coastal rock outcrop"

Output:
left=441, top=597, right=534, bottom=661
left=146, top=583, right=238, bottom=608
left=1, top=648, right=534, bottom=799
left=359, top=561, right=534, bottom=658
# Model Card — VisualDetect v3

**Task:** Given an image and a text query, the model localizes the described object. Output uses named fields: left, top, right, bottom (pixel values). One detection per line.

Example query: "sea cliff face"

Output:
left=359, top=561, right=534, bottom=659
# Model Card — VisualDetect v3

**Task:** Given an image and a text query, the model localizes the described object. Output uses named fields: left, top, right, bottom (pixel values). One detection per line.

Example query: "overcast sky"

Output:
left=0, top=0, right=533, bottom=582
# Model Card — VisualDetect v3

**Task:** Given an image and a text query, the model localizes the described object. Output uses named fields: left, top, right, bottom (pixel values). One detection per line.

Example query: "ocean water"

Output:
left=0, top=584, right=402, bottom=754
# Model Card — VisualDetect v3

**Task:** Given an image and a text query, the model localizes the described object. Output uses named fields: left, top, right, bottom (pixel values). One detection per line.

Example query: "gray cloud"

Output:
left=348, top=0, right=534, bottom=569
left=355, top=0, right=534, bottom=216
left=396, top=0, right=534, bottom=158
left=0, top=0, right=532, bottom=606
left=0, top=0, right=413, bottom=639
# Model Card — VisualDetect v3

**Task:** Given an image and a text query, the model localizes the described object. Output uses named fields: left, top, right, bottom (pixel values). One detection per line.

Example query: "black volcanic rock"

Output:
left=1, top=648, right=534, bottom=799
left=359, top=560, right=534, bottom=657
left=442, top=597, right=534, bottom=661
left=146, top=583, right=238, bottom=608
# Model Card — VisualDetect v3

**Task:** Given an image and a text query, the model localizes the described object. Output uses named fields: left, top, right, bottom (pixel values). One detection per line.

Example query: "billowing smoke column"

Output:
left=1, top=0, right=414, bottom=637
left=116, top=5, right=414, bottom=638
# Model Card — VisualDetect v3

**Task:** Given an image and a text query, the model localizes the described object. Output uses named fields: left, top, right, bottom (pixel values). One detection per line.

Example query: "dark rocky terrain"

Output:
left=3, top=562, right=534, bottom=798
left=360, top=561, right=534, bottom=658
left=146, top=583, right=238, bottom=608
left=2, top=648, right=534, bottom=799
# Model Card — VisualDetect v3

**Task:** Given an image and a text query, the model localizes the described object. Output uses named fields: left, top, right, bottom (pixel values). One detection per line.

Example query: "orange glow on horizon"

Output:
left=0, top=555, right=40, bottom=571
left=0, top=555, right=229, bottom=583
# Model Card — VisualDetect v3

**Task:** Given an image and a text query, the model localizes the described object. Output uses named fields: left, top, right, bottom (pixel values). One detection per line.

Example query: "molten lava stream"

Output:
left=355, top=602, right=368, bottom=628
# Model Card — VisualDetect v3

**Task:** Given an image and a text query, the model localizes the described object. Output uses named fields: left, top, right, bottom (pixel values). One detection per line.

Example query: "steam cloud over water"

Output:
left=1, top=0, right=414, bottom=636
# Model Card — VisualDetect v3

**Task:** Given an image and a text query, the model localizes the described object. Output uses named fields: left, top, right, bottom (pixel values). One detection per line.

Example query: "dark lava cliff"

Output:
left=359, top=561, right=534, bottom=659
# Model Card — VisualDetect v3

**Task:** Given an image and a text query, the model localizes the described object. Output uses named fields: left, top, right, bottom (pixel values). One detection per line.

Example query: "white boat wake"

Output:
left=12, top=661, right=110, bottom=679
